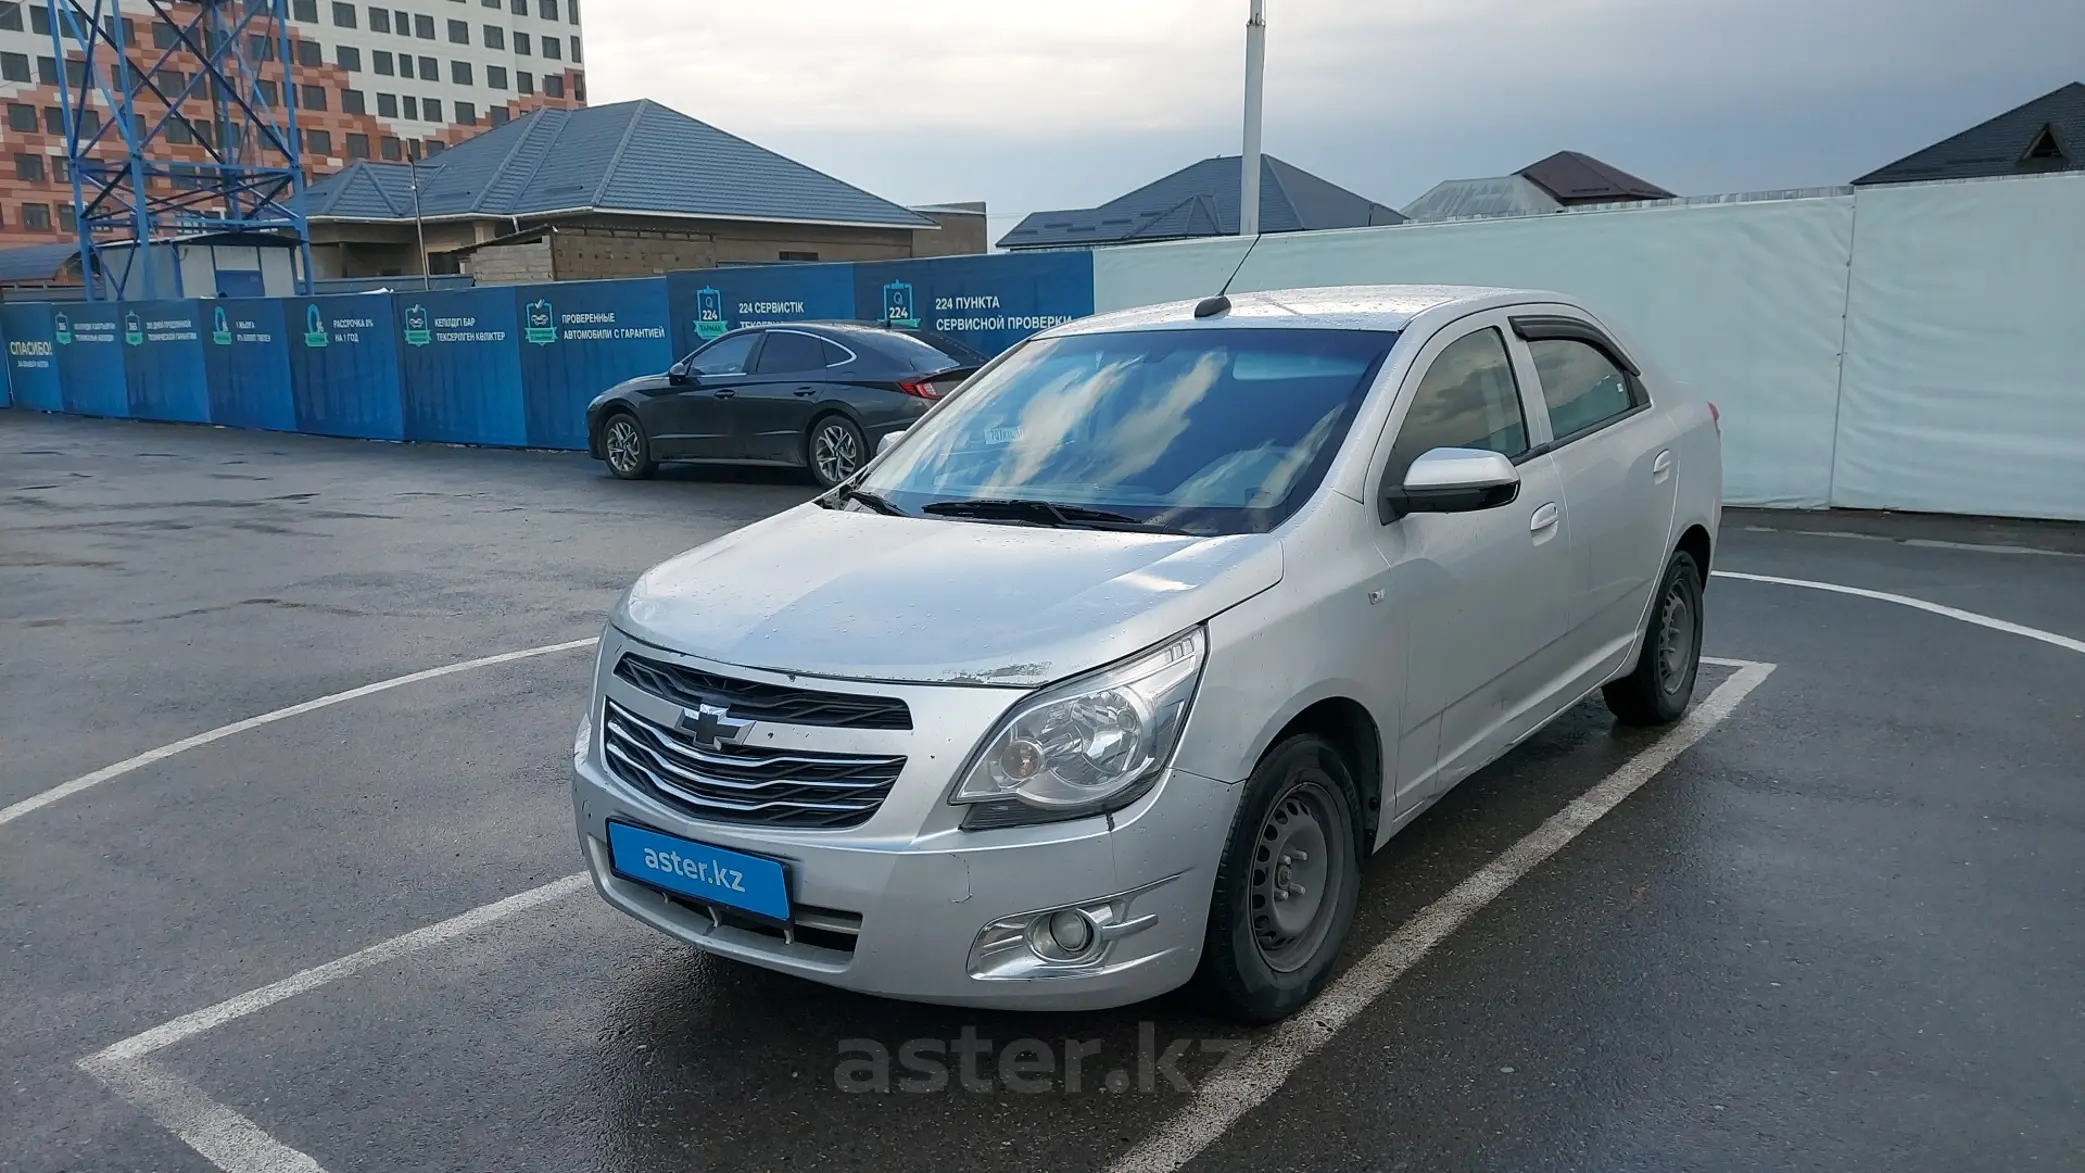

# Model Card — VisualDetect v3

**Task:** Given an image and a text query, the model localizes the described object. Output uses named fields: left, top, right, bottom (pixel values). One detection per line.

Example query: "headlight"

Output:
left=952, top=629, right=1205, bottom=827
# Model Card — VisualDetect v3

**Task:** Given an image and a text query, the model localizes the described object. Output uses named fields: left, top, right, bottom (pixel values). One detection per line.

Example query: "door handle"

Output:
left=1530, top=502, right=1560, bottom=533
left=711, top=388, right=736, bottom=399
left=793, top=386, right=816, bottom=397
left=1653, top=449, right=1674, bottom=480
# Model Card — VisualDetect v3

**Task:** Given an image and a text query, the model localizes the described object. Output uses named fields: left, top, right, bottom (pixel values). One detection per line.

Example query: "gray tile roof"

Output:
left=0, top=243, right=84, bottom=282
left=998, top=155, right=1404, bottom=250
left=1854, top=82, right=2084, bottom=186
left=1402, top=175, right=1563, bottom=223
left=300, top=100, right=934, bottom=228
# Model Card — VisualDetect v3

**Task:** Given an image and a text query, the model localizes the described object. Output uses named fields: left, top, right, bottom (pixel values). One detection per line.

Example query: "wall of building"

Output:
left=466, top=236, right=553, bottom=285
left=910, top=203, right=989, bottom=258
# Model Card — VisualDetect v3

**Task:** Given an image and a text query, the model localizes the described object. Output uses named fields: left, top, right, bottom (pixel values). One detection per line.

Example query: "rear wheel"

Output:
left=1195, top=734, right=1363, bottom=1024
left=1604, top=550, right=1704, bottom=725
left=600, top=411, right=656, bottom=480
left=806, top=415, right=865, bottom=489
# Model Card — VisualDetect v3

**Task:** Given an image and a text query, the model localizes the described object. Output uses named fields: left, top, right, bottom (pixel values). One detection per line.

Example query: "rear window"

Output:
left=877, top=329, right=987, bottom=369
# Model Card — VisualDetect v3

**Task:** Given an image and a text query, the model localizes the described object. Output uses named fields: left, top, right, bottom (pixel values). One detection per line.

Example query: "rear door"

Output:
left=1511, top=314, right=1679, bottom=678
left=734, top=329, right=834, bottom=463
left=650, top=331, right=764, bottom=459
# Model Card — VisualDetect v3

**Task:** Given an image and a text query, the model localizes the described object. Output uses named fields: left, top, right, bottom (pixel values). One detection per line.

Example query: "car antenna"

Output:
left=1195, top=232, right=1263, bottom=319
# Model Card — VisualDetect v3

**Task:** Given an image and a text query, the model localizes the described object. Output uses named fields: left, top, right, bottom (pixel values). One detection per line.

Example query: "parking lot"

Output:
left=4, top=411, right=2081, bottom=1172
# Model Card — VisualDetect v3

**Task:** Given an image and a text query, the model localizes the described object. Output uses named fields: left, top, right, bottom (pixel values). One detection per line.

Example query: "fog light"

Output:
left=1048, top=909, right=1093, bottom=954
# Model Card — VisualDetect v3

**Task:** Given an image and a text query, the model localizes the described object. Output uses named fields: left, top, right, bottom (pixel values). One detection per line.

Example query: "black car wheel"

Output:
left=601, top=411, right=656, bottom=480
left=1603, top=550, right=1704, bottom=725
left=806, top=415, right=866, bottom=489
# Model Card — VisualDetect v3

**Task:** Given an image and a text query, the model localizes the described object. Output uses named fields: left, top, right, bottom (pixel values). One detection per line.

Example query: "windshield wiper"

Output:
left=827, top=487, right=907, bottom=516
left=920, top=498, right=1187, bottom=534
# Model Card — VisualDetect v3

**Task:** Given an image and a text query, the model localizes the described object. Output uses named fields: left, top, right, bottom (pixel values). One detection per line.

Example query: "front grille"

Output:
left=603, top=699, right=904, bottom=829
left=615, top=654, right=911, bottom=730
left=662, top=892, right=863, bottom=955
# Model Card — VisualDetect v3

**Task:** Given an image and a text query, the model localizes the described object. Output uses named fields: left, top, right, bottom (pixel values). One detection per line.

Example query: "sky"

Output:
left=590, top=1, right=2085, bottom=239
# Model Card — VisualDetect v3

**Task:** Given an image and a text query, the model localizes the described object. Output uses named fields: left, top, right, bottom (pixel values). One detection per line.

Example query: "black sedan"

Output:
left=585, top=323, right=984, bottom=486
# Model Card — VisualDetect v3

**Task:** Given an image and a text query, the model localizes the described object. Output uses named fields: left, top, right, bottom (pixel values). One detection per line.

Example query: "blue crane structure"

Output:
left=46, top=0, right=314, bottom=299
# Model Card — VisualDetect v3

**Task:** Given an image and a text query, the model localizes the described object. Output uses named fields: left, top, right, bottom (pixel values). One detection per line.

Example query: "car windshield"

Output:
left=856, top=327, right=1398, bottom=535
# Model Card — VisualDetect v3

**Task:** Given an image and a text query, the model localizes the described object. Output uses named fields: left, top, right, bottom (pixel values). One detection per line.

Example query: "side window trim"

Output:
left=1513, top=315, right=1653, bottom=452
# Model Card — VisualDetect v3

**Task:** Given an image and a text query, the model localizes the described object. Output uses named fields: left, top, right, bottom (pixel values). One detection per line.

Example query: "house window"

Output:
left=373, top=49, right=393, bottom=74
left=330, top=2, right=355, bottom=28
left=424, top=139, right=445, bottom=156
left=248, top=34, right=273, bottom=59
left=151, top=22, right=178, bottom=49
left=376, top=91, right=397, bottom=117
left=368, top=7, right=390, bottom=33
left=301, top=84, right=328, bottom=110
left=296, top=39, right=321, bottom=66
left=513, top=31, right=530, bottom=55
left=779, top=251, right=819, bottom=262
left=0, top=3, right=20, bottom=32
left=413, top=12, right=433, bottom=38
left=396, top=54, right=412, bottom=78
left=418, top=54, right=437, bottom=78
left=539, top=0, right=559, bottom=19
left=257, top=79, right=279, bottom=104
left=486, top=64, right=506, bottom=89
left=455, top=100, right=476, bottom=124
left=306, top=127, right=332, bottom=154
left=516, top=70, right=533, bottom=94
left=341, top=88, right=365, bottom=113
left=421, top=97, right=439, bottom=121
left=402, top=94, right=419, bottom=119
left=5, top=103, right=35, bottom=133
left=166, top=117, right=192, bottom=144
left=59, top=204, right=76, bottom=233
left=380, top=136, right=402, bottom=160
left=511, top=0, right=526, bottom=13
left=16, top=153, right=46, bottom=182
left=292, top=0, right=318, bottom=21
left=338, top=45, right=362, bottom=71
left=37, top=56, right=58, bottom=84
left=0, top=51, right=29, bottom=82
left=450, top=60, right=472, bottom=85
left=569, top=37, right=580, bottom=62
left=541, top=74, right=562, bottom=98
left=28, top=2, right=46, bottom=33
left=483, top=25, right=504, bottom=49
left=571, top=74, right=583, bottom=101
left=345, top=132, right=369, bottom=159
left=394, top=9, right=409, bottom=36
left=540, top=35, right=559, bottom=60
left=569, top=0, right=579, bottom=21
left=43, top=106, right=63, bottom=134
left=489, top=106, right=508, bottom=126
left=447, top=18, right=468, bottom=44
left=22, top=202, right=52, bottom=231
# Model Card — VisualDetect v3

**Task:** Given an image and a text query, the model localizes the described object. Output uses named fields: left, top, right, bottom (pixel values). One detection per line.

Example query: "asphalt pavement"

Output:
left=2, top=413, right=2079, bottom=1173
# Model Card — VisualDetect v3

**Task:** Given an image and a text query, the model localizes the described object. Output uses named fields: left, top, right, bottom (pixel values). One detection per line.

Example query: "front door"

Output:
left=651, top=331, right=763, bottom=459
left=1367, top=317, right=1575, bottom=810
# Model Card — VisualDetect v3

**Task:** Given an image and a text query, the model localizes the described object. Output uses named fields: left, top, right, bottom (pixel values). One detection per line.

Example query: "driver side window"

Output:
left=687, top=331, right=761, bottom=377
left=1386, top=327, right=1528, bottom=485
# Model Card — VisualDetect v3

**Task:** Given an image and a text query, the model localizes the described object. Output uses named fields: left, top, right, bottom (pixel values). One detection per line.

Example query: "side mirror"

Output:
left=877, top=429, right=908, bottom=457
left=667, top=360, right=692, bottom=385
left=1381, top=447, right=1520, bottom=523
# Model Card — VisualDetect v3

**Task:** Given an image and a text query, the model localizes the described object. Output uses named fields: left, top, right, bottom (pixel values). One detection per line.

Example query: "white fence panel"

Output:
left=1093, top=198, right=1857, bottom=509
left=1834, top=175, right=2085, bottom=520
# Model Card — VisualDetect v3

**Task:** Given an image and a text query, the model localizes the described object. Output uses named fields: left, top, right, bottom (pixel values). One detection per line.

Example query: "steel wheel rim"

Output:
left=1657, top=582, right=1694, bottom=695
left=605, top=418, right=640, bottom=474
left=1250, top=781, right=1347, bottom=973
left=813, top=423, right=859, bottom=484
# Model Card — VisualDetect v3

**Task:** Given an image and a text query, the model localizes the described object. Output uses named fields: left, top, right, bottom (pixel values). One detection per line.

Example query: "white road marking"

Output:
left=78, top=874, right=590, bottom=1173
left=1711, top=570, right=2085, bottom=656
left=0, top=637, right=598, bottom=829
left=1111, top=660, right=1777, bottom=1173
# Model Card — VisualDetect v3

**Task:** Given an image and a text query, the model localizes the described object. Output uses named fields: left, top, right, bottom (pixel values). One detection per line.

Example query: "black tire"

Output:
left=805, top=415, right=866, bottom=489
left=1194, top=734, right=1364, bottom=1024
left=599, top=410, right=656, bottom=480
left=1604, top=550, right=1704, bottom=726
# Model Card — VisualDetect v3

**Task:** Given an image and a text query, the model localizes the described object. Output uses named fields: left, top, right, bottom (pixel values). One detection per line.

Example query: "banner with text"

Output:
left=282, top=294, right=405, bottom=440
left=201, top=298, right=296, bottom=432
left=854, top=252, right=1094, bottom=357
left=394, top=287, right=526, bottom=447
left=1, top=302, right=62, bottom=412
left=52, top=304, right=130, bottom=418
left=664, top=264, right=857, bottom=359
left=121, top=300, right=211, bottom=424
left=514, top=277, right=674, bottom=450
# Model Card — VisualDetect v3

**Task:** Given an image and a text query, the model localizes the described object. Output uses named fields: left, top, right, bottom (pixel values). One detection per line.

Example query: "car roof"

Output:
left=1053, top=284, right=1574, bottom=337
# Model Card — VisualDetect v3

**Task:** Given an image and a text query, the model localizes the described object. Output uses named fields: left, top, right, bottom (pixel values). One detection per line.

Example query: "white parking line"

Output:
left=78, top=875, right=591, bottom=1173
left=1110, top=660, right=1777, bottom=1173
left=1710, top=570, right=2085, bottom=656
left=0, top=638, right=599, bottom=830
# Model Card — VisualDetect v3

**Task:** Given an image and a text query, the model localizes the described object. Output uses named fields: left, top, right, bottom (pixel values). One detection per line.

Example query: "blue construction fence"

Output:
left=0, top=251, right=1095, bottom=448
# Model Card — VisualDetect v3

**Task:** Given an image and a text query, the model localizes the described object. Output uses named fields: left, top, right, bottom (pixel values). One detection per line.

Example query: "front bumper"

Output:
left=571, top=632, right=1237, bottom=1011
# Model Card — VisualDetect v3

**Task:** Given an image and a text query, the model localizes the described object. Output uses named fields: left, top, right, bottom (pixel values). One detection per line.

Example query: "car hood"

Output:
left=614, top=504, right=1284, bottom=687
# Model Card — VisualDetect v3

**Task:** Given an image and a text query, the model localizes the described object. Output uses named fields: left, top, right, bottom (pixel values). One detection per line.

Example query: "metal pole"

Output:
left=1239, top=0, right=1267, bottom=237
left=409, top=151, right=430, bottom=289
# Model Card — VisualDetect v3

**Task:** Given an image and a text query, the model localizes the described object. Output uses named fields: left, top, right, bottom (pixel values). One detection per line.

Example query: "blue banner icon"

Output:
left=54, top=311, right=73, bottom=345
left=403, top=304, right=432, bottom=346
left=883, top=281, right=919, bottom=328
left=303, top=304, right=328, bottom=348
left=694, top=287, right=727, bottom=341
left=123, top=312, right=144, bottom=346
left=525, top=299, right=557, bottom=345
left=211, top=306, right=232, bottom=346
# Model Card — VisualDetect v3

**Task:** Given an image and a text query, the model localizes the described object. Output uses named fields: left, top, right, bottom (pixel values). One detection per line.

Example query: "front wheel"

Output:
left=1195, top=734, right=1363, bottom=1024
left=806, top=415, right=866, bottom=489
left=600, top=411, right=656, bottom=480
left=1604, top=550, right=1704, bottom=725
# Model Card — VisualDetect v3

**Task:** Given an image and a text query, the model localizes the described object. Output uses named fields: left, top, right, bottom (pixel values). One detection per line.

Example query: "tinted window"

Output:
left=1529, top=338, right=1639, bottom=440
left=753, top=331, right=826, bottom=375
left=1388, top=328, right=1528, bottom=483
left=895, top=329, right=987, bottom=365
left=820, top=339, right=853, bottom=367
left=859, top=328, right=1397, bottom=535
left=687, top=332, right=759, bottom=377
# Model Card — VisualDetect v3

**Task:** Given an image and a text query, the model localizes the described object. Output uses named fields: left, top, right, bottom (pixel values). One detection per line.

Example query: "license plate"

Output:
left=607, top=821, right=791, bottom=922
